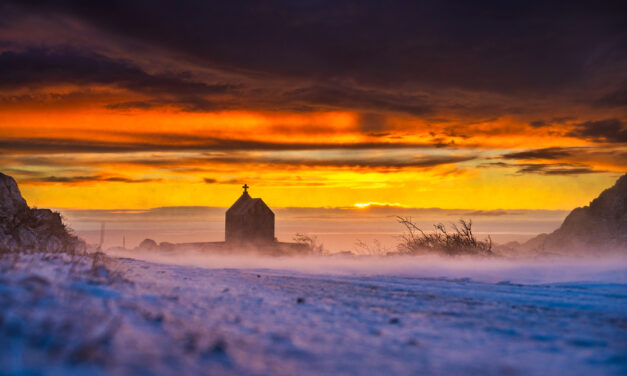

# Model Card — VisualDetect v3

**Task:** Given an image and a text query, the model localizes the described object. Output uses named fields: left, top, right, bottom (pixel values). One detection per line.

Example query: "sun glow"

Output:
left=354, top=202, right=406, bottom=209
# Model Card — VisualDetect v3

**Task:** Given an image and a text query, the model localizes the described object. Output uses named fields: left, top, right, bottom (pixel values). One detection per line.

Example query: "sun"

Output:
left=354, top=202, right=406, bottom=209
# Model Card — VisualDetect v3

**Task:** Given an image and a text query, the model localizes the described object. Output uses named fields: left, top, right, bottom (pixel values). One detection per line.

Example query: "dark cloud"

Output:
left=0, top=0, right=624, bottom=146
left=595, top=85, right=627, bottom=108
left=0, top=48, right=433, bottom=115
left=529, top=120, right=547, bottom=128
left=285, top=86, right=432, bottom=115
left=4, top=0, right=626, bottom=96
left=528, top=117, right=577, bottom=128
left=367, top=132, right=391, bottom=138
left=201, top=177, right=324, bottom=186
left=480, top=161, right=509, bottom=168
left=490, top=146, right=627, bottom=176
left=108, top=153, right=475, bottom=170
left=485, top=161, right=605, bottom=175
left=105, top=98, right=218, bottom=112
left=0, top=47, right=235, bottom=102
left=568, top=118, right=627, bottom=143
left=105, top=101, right=157, bottom=110
left=25, top=175, right=161, bottom=184
left=485, top=147, right=623, bottom=175
left=0, top=141, right=474, bottom=170
left=516, top=164, right=602, bottom=175
left=207, top=155, right=476, bottom=169
left=0, top=135, right=450, bottom=154
left=503, top=147, right=574, bottom=160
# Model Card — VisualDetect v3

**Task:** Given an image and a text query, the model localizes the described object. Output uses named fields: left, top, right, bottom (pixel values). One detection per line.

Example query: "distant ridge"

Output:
left=523, top=174, right=627, bottom=255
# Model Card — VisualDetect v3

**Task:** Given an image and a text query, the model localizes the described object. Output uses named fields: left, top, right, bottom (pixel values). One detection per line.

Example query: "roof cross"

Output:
left=242, top=184, right=249, bottom=193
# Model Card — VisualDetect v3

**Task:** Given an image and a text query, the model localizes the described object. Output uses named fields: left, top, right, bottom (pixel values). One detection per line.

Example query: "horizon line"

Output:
left=49, top=205, right=572, bottom=213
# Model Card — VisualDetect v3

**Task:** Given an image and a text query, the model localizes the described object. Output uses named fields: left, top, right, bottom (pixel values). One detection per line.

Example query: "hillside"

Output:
left=522, top=174, right=627, bottom=255
left=0, top=172, right=84, bottom=254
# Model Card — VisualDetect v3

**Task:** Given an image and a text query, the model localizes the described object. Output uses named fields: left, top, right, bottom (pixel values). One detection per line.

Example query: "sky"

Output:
left=1, top=1, right=626, bottom=211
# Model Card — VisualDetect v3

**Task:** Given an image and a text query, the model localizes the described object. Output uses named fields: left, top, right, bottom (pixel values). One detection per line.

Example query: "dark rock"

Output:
left=0, top=172, right=85, bottom=254
left=522, top=174, right=627, bottom=255
left=0, top=172, right=28, bottom=216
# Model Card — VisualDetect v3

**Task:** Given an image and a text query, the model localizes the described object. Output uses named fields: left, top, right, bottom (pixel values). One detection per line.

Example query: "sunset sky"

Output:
left=1, top=1, right=626, bottom=211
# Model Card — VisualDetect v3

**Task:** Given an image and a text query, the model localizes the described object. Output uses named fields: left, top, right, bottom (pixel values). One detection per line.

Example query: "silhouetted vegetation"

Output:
left=396, top=217, right=493, bottom=256
left=355, top=239, right=391, bottom=255
left=293, top=233, right=326, bottom=255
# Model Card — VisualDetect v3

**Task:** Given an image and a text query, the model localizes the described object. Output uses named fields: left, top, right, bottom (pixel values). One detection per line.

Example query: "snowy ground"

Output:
left=1, top=252, right=626, bottom=375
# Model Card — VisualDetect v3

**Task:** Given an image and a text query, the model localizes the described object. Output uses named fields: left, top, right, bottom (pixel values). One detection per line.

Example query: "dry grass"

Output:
left=0, top=208, right=85, bottom=256
left=293, top=233, right=327, bottom=255
left=355, top=239, right=392, bottom=255
left=0, top=207, right=122, bottom=283
left=396, top=217, right=493, bottom=256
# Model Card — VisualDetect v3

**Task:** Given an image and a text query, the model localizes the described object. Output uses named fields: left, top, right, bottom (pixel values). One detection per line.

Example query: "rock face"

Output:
left=0, top=172, right=85, bottom=254
left=523, top=173, right=627, bottom=255
left=0, top=172, right=28, bottom=215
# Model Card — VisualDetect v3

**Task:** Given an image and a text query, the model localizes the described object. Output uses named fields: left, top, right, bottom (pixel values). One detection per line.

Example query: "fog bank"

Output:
left=105, top=248, right=627, bottom=285
left=59, top=206, right=569, bottom=252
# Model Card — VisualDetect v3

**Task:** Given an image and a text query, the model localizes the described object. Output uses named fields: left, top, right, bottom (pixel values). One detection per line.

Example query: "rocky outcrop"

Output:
left=0, top=172, right=85, bottom=254
left=523, top=173, right=627, bottom=255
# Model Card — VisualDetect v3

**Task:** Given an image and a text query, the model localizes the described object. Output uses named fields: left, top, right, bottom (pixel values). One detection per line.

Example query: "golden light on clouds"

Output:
left=1, top=2, right=625, bottom=211
left=1, top=102, right=625, bottom=211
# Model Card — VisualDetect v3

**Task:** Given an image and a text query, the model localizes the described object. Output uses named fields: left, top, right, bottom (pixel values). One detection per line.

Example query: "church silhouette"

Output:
left=225, top=184, right=275, bottom=244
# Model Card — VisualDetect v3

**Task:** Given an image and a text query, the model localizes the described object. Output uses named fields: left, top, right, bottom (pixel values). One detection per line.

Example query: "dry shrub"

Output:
left=293, top=233, right=326, bottom=255
left=397, top=217, right=493, bottom=256
left=355, top=239, right=391, bottom=255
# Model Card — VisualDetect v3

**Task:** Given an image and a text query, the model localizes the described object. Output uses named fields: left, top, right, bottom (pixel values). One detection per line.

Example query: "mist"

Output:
left=104, top=248, right=627, bottom=285
left=59, top=206, right=569, bottom=252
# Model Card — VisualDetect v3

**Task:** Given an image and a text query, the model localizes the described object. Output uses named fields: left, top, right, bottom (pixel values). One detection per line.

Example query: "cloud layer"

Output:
left=0, top=1, right=625, bottom=209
